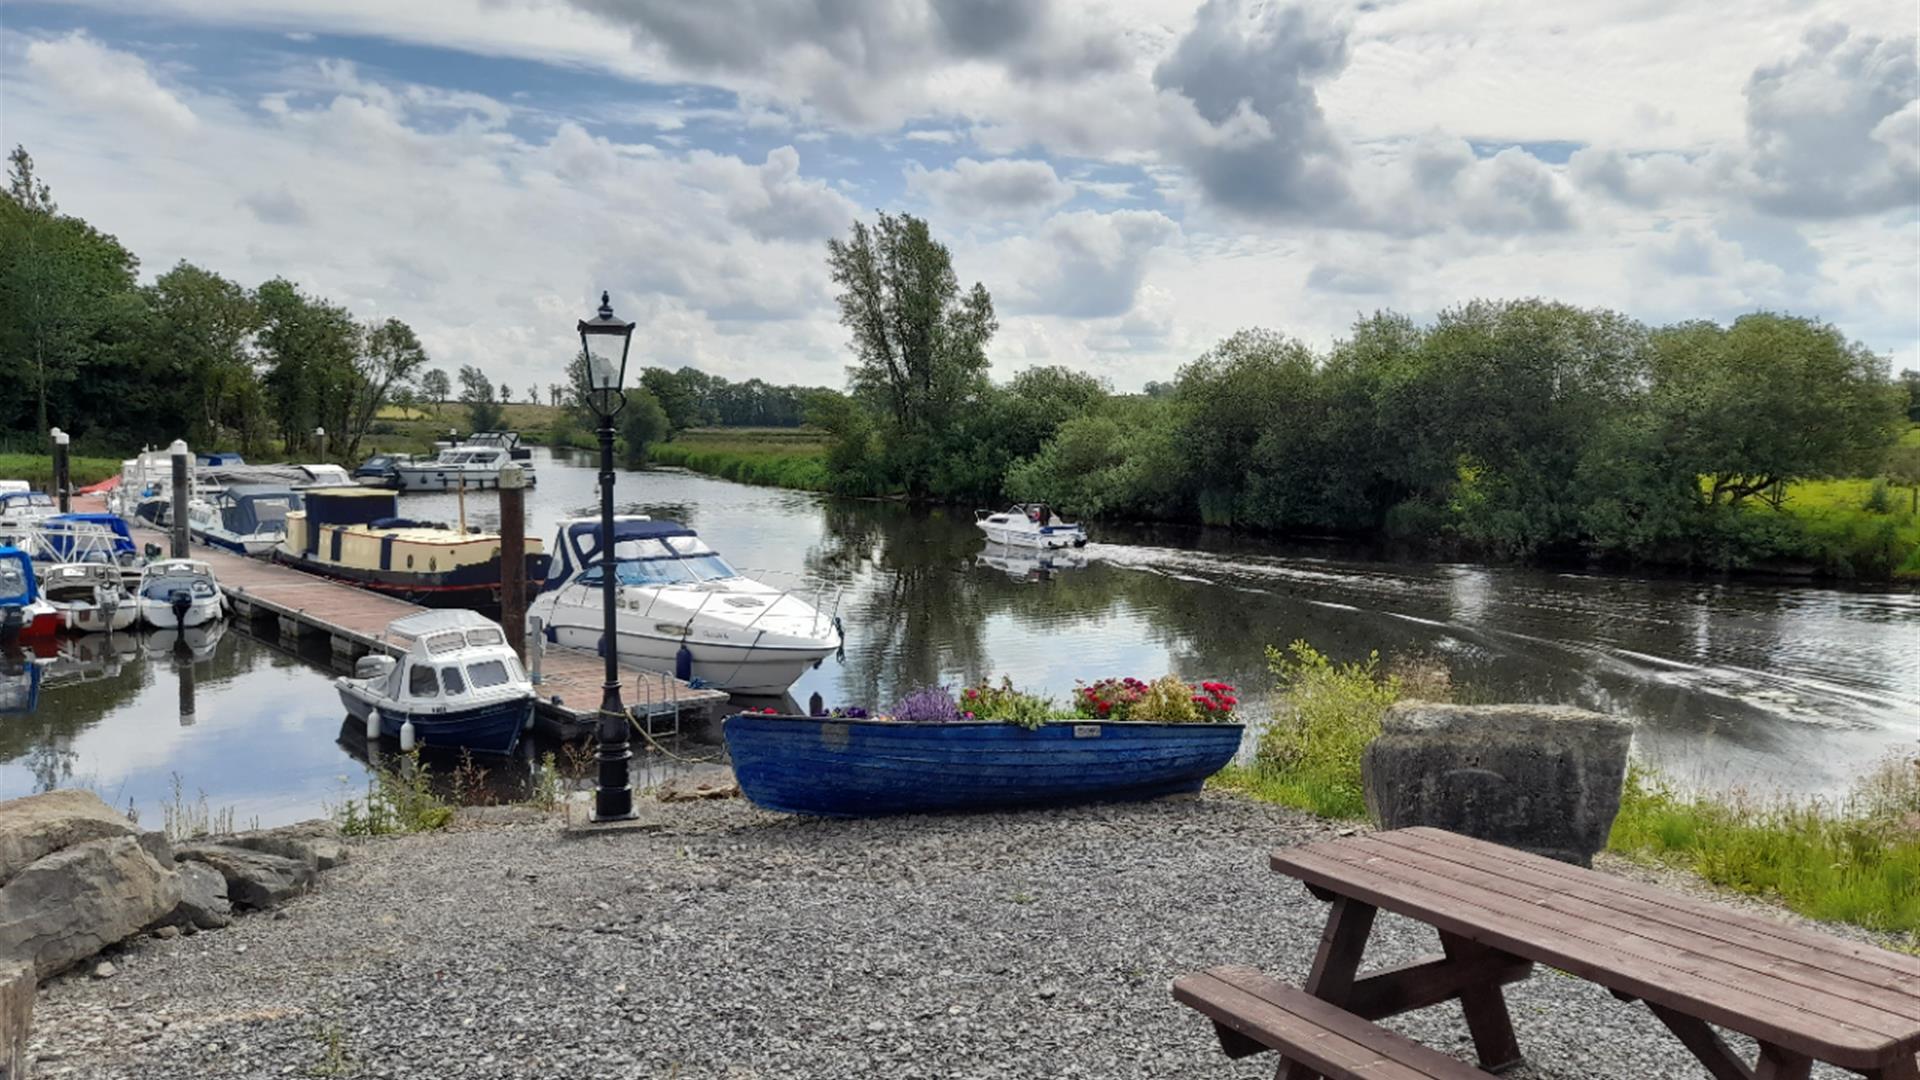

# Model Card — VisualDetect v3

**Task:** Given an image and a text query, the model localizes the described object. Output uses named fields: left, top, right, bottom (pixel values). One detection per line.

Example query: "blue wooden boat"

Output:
left=722, top=714, right=1245, bottom=817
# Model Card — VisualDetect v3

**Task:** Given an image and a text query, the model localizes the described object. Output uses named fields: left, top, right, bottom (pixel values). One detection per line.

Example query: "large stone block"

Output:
left=208, top=820, right=347, bottom=873
left=152, top=861, right=231, bottom=932
left=174, top=845, right=312, bottom=910
left=1361, top=703, right=1633, bottom=866
left=0, top=836, right=182, bottom=979
left=0, top=790, right=140, bottom=886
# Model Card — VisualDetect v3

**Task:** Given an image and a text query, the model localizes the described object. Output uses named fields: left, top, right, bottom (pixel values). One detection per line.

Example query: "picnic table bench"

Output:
left=1175, top=827, right=1920, bottom=1080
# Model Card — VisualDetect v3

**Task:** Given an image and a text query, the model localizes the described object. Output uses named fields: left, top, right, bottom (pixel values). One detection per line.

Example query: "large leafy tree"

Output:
left=342, top=318, right=428, bottom=460
left=142, top=261, right=262, bottom=450
left=827, top=211, right=996, bottom=497
left=419, top=368, right=451, bottom=411
left=256, top=278, right=361, bottom=455
left=458, top=364, right=503, bottom=432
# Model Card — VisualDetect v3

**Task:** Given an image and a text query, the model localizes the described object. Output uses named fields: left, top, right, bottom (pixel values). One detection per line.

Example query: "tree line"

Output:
left=810, top=212, right=1917, bottom=575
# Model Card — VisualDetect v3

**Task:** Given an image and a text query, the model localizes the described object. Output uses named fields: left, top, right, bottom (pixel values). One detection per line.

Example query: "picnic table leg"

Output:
left=1752, top=1043, right=1811, bottom=1080
left=1439, top=931, right=1524, bottom=1074
left=1279, top=895, right=1378, bottom=1080
left=1643, top=1003, right=1752, bottom=1080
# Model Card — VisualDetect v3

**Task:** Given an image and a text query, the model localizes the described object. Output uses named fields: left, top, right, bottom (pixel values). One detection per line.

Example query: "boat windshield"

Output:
left=582, top=552, right=738, bottom=587
left=0, top=560, right=27, bottom=602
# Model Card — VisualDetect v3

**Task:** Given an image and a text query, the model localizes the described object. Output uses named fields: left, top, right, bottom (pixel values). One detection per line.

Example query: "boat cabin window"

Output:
left=440, top=666, right=466, bottom=696
left=466, top=659, right=511, bottom=689
left=383, top=661, right=405, bottom=699
left=424, top=631, right=466, bottom=655
left=0, top=562, right=25, bottom=597
left=250, top=498, right=294, bottom=524
left=408, top=664, right=438, bottom=697
left=465, top=627, right=504, bottom=647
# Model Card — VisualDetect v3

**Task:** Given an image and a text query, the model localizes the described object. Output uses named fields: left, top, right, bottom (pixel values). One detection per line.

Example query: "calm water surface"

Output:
left=5, top=447, right=1916, bottom=824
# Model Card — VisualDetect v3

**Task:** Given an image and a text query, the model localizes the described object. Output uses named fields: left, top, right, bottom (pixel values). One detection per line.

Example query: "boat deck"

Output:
left=77, top=495, right=729, bottom=733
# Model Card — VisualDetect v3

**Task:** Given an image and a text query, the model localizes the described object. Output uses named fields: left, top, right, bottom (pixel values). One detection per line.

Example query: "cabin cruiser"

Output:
left=352, top=453, right=417, bottom=488
left=137, top=559, right=224, bottom=629
left=336, top=610, right=534, bottom=755
left=275, top=488, right=547, bottom=607
left=528, top=516, right=842, bottom=695
left=392, top=443, right=534, bottom=491
left=187, top=485, right=302, bottom=556
left=0, top=488, right=55, bottom=545
left=0, top=548, right=60, bottom=643
left=975, top=503, right=1088, bottom=549
left=40, top=563, right=137, bottom=633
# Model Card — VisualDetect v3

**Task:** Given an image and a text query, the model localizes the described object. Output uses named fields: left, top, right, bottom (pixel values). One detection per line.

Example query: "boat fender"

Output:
left=674, top=644, right=692, bottom=681
left=399, top=719, right=417, bottom=752
left=543, top=622, right=558, bottom=644
left=366, top=706, right=380, bottom=742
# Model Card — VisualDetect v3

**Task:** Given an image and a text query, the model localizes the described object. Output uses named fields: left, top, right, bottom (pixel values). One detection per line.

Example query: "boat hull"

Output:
left=544, top=620, right=834, bottom=695
left=392, top=468, right=535, bottom=492
left=275, top=552, right=547, bottom=608
left=723, top=716, right=1245, bottom=817
left=975, top=523, right=1087, bottom=549
left=139, top=597, right=223, bottom=630
left=54, top=603, right=138, bottom=633
left=0, top=606, right=60, bottom=642
left=336, top=681, right=530, bottom=755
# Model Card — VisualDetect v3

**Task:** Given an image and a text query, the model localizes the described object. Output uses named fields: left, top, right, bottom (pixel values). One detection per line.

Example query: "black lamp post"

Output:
left=579, top=290, right=637, bottom=822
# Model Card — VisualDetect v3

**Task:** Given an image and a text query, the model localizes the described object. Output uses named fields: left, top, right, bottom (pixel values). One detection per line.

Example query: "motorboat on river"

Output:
left=187, top=485, right=303, bottom=556
left=0, top=548, right=59, bottom=643
left=137, top=559, right=224, bottom=630
left=527, top=516, right=841, bottom=695
left=335, top=610, right=533, bottom=755
left=40, top=563, right=137, bottom=633
left=352, top=453, right=417, bottom=488
left=975, top=504, right=1088, bottom=549
left=0, top=487, right=55, bottom=546
left=275, top=488, right=547, bottom=607
left=392, top=434, right=534, bottom=491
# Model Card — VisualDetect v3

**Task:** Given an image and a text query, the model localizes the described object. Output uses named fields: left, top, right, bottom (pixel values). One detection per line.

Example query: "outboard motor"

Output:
left=0, top=605, right=21, bottom=643
left=168, top=588, right=192, bottom=628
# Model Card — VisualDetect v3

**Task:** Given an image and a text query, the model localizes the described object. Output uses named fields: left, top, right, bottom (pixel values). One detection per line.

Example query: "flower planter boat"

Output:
left=975, top=504, right=1088, bottom=549
left=0, top=547, right=60, bottom=643
left=334, top=610, right=534, bottom=755
left=137, top=559, right=224, bottom=629
left=722, top=714, right=1244, bottom=817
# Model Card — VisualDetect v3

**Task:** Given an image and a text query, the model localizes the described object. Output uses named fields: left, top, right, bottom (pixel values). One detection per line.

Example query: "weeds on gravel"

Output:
left=523, top=751, right=563, bottom=812
left=308, top=1021, right=352, bottom=1077
left=333, top=752, right=454, bottom=836
left=1219, top=641, right=1406, bottom=819
left=1608, top=756, right=1920, bottom=937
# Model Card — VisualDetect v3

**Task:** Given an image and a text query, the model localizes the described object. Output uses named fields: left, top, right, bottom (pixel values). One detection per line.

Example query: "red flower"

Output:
left=1221, top=696, right=1238, bottom=707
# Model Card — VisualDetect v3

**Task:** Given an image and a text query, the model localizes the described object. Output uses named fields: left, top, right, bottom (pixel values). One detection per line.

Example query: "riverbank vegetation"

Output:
left=647, top=428, right=832, bottom=490
left=0, top=452, right=119, bottom=491
left=1217, top=639, right=1920, bottom=936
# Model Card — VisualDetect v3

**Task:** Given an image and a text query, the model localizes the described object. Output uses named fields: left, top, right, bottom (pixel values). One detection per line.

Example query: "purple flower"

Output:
left=888, top=684, right=963, bottom=723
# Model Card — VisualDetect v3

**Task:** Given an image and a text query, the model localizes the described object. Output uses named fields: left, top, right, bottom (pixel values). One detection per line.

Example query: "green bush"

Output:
left=1863, top=478, right=1894, bottom=513
left=960, top=678, right=1056, bottom=731
left=333, top=753, right=455, bottom=836
left=1247, top=641, right=1403, bottom=819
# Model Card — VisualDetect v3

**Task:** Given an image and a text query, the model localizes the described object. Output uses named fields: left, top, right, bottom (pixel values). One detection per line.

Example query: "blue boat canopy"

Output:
left=45, top=513, right=136, bottom=557
left=0, top=547, right=37, bottom=606
left=545, top=516, right=697, bottom=593
left=218, top=486, right=303, bottom=536
left=0, top=491, right=52, bottom=512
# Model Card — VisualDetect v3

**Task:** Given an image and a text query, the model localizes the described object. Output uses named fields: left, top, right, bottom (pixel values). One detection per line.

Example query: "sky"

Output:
left=1, top=0, right=1915, bottom=394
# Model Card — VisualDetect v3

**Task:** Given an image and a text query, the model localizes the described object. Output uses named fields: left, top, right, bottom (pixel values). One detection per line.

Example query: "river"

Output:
left=4, top=447, right=1916, bottom=825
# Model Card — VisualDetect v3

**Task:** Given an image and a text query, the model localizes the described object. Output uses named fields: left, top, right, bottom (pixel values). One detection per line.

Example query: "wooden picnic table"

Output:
left=1254, top=826, right=1920, bottom=1079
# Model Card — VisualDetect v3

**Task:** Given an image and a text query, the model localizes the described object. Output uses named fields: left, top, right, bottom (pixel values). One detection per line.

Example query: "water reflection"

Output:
left=2, top=449, right=1916, bottom=822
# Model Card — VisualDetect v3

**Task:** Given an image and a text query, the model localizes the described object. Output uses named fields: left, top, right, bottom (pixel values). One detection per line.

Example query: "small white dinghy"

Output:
left=41, top=563, right=137, bottom=633
left=138, top=559, right=225, bottom=630
left=974, top=504, right=1088, bottom=549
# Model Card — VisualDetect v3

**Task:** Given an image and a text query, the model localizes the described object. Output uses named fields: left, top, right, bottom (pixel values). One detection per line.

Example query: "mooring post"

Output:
left=169, top=439, right=190, bottom=558
left=498, top=464, right=527, bottom=662
left=313, top=426, right=328, bottom=462
left=50, top=427, right=70, bottom=512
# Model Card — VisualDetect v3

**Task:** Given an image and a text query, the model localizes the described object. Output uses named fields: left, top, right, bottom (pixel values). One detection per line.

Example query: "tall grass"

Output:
left=0, top=453, right=122, bottom=490
left=331, top=752, right=455, bottom=836
left=649, top=437, right=831, bottom=491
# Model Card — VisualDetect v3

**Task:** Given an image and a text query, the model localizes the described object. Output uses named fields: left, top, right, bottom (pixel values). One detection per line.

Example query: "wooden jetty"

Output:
left=79, top=495, right=730, bottom=736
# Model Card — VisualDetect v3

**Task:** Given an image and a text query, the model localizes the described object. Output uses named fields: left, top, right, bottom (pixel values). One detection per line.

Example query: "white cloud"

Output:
left=904, top=157, right=1074, bottom=219
left=24, top=31, right=199, bottom=135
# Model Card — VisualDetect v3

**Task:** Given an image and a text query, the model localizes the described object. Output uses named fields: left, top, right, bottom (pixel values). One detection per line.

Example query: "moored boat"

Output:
left=275, top=488, right=548, bottom=607
left=723, top=714, right=1244, bottom=817
left=0, top=547, right=60, bottom=643
left=527, top=516, right=841, bottom=695
left=0, top=487, right=56, bottom=546
left=352, top=452, right=416, bottom=488
left=392, top=437, right=534, bottom=491
left=40, top=563, right=137, bottom=633
left=137, top=559, right=224, bottom=629
left=335, top=610, right=534, bottom=755
left=187, top=485, right=303, bottom=555
left=975, top=503, right=1088, bottom=549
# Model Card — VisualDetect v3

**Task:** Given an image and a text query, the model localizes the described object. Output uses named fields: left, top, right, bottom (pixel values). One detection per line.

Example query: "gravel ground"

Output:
left=26, top=794, right=1893, bottom=1079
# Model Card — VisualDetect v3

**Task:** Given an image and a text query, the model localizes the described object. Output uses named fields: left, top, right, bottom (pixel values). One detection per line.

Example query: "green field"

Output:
left=0, top=453, right=122, bottom=491
left=367, top=403, right=577, bottom=454
left=647, top=428, right=831, bottom=491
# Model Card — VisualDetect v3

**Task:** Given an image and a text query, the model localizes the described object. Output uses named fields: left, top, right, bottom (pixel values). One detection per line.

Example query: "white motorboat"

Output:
left=527, top=516, right=842, bottom=695
left=336, top=610, right=533, bottom=755
left=974, top=503, right=1089, bottom=549
left=0, top=487, right=56, bottom=546
left=392, top=439, right=534, bottom=491
left=187, top=485, right=303, bottom=556
left=137, top=559, right=224, bottom=629
left=40, top=563, right=137, bottom=633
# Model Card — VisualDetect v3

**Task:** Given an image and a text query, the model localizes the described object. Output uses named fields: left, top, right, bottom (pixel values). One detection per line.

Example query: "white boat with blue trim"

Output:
left=335, top=610, right=534, bottom=755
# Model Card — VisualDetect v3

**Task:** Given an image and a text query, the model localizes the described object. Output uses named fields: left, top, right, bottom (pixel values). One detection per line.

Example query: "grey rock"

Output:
left=206, top=821, right=347, bottom=873
left=154, top=861, right=231, bottom=931
left=91, top=961, right=115, bottom=980
left=0, top=961, right=29, bottom=1080
left=0, top=836, right=181, bottom=979
left=655, top=773, right=741, bottom=803
left=1362, top=702, right=1633, bottom=865
left=0, top=789, right=141, bottom=885
left=151, top=925, right=179, bottom=941
left=173, top=845, right=312, bottom=911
